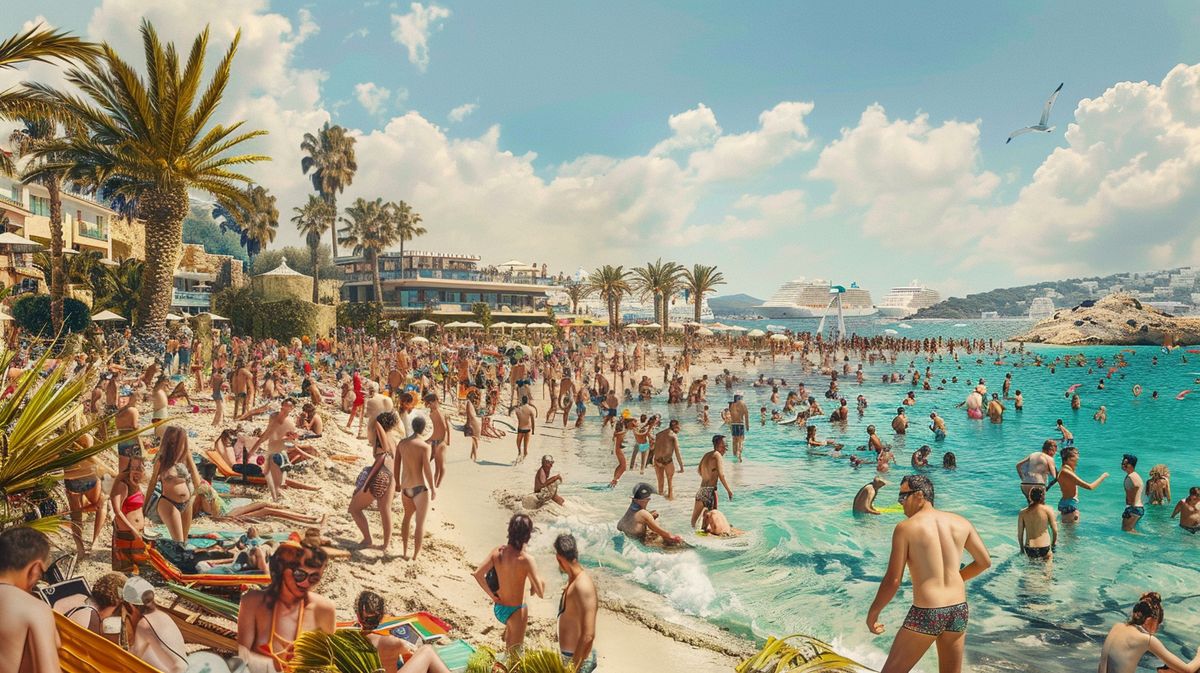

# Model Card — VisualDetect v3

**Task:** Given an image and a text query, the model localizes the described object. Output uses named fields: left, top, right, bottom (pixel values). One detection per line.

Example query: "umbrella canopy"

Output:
left=409, top=335, right=430, bottom=344
left=498, top=260, right=527, bottom=268
left=746, top=329, right=766, bottom=337
left=769, top=333, right=790, bottom=341
left=0, top=231, right=43, bottom=252
left=667, top=323, right=685, bottom=331
left=444, top=321, right=466, bottom=328
left=410, top=319, right=437, bottom=328
left=684, top=321, right=704, bottom=327
left=91, top=310, right=126, bottom=322
left=696, top=327, right=714, bottom=337
left=526, top=323, right=554, bottom=329
left=489, top=321, right=510, bottom=329
left=460, top=321, right=484, bottom=329
left=0, top=309, right=13, bottom=321
left=726, top=325, right=749, bottom=332
left=165, top=313, right=185, bottom=321
left=640, top=322, right=662, bottom=329
left=196, top=312, right=229, bottom=321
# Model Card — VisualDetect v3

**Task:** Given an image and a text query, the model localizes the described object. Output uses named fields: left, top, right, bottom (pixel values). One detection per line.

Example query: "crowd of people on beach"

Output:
left=1, top=320, right=1198, bottom=673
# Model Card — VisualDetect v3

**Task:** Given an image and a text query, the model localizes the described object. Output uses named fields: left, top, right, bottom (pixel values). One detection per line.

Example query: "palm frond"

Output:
left=290, top=629, right=381, bottom=673
left=0, top=24, right=98, bottom=70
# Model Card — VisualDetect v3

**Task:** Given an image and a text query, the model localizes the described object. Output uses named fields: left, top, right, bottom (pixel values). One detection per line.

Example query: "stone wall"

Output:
left=179, top=243, right=246, bottom=290
left=109, top=217, right=145, bottom=260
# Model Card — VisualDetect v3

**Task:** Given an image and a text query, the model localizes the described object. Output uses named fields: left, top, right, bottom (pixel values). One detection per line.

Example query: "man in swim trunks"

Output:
left=425, top=393, right=451, bottom=488
left=0, top=527, right=60, bottom=673
left=232, top=360, right=251, bottom=418
left=728, top=394, right=749, bottom=462
left=866, top=474, right=990, bottom=673
left=248, top=398, right=299, bottom=502
left=853, top=477, right=888, bottom=515
left=1172, top=486, right=1200, bottom=534
left=1015, top=440, right=1058, bottom=503
left=691, top=435, right=734, bottom=529
left=891, top=407, right=908, bottom=434
left=513, top=396, right=537, bottom=464
left=1121, top=453, right=1144, bottom=532
left=617, top=483, right=683, bottom=544
left=238, top=541, right=335, bottom=672
left=534, top=455, right=565, bottom=506
left=1056, top=446, right=1109, bottom=523
left=929, top=412, right=946, bottom=441
left=473, top=514, right=545, bottom=653
left=651, top=420, right=684, bottom=500
left=1055, top=418, right=1074, bottom=447
left=554, top=534, right=597, bottom=673
left=508, top=358, right=530, bottom=412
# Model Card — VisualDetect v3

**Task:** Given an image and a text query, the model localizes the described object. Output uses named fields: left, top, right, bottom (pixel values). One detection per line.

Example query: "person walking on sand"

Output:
left=247, top=398, right=299, bottom=502
left=348, top=411, right=398, bottom=551
left=424, top=393, right=451, bottom=488
left=513, top=396, right=536, bottom=464
left=397, top=416, right=437, bottom=560
left=1056, top=446, right=1109, bottom=523
left=554, top=534, right=598, bottom=673
left=691, top=434, right=733, bottom=529
left=651, top=419, right=684, bottom=500
left=473, top=514, right=545, bottom=653
left=866, top=474, right=991, bottom=673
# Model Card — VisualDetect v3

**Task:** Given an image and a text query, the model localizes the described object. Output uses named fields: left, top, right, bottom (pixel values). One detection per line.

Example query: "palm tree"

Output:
left=0, top=25, right=97, bottom=174
left=682, top=263, right=726, bottom=323
left=212, top=184, right=278, bottom=261
left=564, top=281, right=591, bottom=315
left=390, top=200, right=425, bottom=290
left=631, top=258, right=683, bottom=329
left=10, top=115, right=69, bottom=332
left=23, top=21, right=268, bottom=338
left=339, top=197, right=398, bottom=304
left=301, top=122, right=357, bottom=258
left=586, top=265, right=630, bottom=329
left=291, top=194, right=334, bottom=302
left=95, top=258, right=143, bottom=320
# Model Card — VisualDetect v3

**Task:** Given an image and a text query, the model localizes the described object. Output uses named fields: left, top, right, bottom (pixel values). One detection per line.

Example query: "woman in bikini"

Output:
left=194, top=481, right=325, bottom=525
left=110, top=457, right=148, bottom=572
left=397, top=416, right=436, bottom=560
left=632, top=415, right=653, bottom=474
left=349, top=411, right=399, bottom=551
left=211, top=367, right=227, bottom=427
left=464, top=390, right=481, bottom=462
left=150, top=376, right=171, bottom=438
left=1147, top=464, right=1172, bottom=505
left=146, top=425, right=202, bottom=543
left=62, top=417, right=111, bottom=555
left=609, top=417, right=634, bottom=488
left=115, top=386, right=146, bottom=474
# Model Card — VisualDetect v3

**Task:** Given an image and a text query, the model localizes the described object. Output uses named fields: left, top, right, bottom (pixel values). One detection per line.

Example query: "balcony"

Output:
left=77, top=222, right=109, bottom=241
left=340, top=267, right=558, bottom=286
left=172, top=289, right=211, bottom=308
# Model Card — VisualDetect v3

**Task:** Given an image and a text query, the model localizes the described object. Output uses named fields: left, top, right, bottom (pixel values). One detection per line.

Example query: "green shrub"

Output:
left=212, top=287, right=259, bottom=337
left=253, top=299, right=318, bottom=341
left=11, top=294, right=91, bottom=335
left=337, top=301, right=382, bottom=334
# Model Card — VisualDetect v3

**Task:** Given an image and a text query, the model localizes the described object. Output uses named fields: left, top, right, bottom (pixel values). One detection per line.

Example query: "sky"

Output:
left=3, top=1, right=1200, bottom=300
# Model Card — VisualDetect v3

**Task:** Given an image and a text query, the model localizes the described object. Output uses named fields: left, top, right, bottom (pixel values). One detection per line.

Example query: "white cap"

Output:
left=121, top=576, right=155, bottom=606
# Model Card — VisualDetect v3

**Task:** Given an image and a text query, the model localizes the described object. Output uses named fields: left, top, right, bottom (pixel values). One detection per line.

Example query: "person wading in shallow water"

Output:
left=866, top=475, right=991, bottom=673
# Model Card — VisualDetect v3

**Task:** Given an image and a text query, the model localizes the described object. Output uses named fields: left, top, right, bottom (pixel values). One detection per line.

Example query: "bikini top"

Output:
left=121, top=489, right=145, bottom=514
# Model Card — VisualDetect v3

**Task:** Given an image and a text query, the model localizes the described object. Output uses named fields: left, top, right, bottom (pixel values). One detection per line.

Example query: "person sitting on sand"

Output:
left=1098, top=592, right=1200, bottom=673
left=354, top=591, right=451, bottom=673
left=58, top=572, right=125, bottom=638
left=617, top=483, right=683, bottom=545
left=473, top=514, right=546, bottom=653
left=297, top=403, right=323, bottom=438
left=533, top=455, right=565, bottom=506
left=853, top=477, right=887, bottom=515
left=237, top=540, right=335, bottom=673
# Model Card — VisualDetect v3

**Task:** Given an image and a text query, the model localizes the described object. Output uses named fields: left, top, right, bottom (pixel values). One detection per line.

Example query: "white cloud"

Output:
left=687, top=101, right=815, bottom=181
left=809, top=104, right=999, bottom=248
left=390, top=2, right=451, bottom=72
left=355, top=82, right=392, bottom=115
left=982, top=63, right=1200, bottom=278
left=650, top=103, right=721, bottom=155
left=344, top=27, right=369, bottom=40
left=448, top=102, right=477, bottom=123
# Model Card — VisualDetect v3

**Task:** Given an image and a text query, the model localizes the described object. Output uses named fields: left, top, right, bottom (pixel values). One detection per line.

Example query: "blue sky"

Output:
left=5, top=1, right=1200, bottom=300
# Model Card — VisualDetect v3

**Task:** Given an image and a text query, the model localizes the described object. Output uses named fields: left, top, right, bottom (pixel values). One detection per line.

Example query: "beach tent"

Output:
left=165, top=313, right=185, bottom=321
left=461, top=321, right=484, bottom=329
left=91, top=310, right=126, bottom=322
left=770, top=333, right=790, bottom=341
left=747, top=329, right=766, bottom=337
left=197, top=312, right=229, bottom=321
left=444, top=321, right=466, bottom=328
left=696, top=327, right=715, bottom=336
left=410, top=319, right=437, bottom=330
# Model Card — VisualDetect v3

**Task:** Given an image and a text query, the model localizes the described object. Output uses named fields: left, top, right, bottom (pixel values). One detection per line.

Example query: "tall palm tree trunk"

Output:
left=135, top=185, right=188, bottom=338
left=398, top=236, right=405, bottom=306
left=694, top=292, right=702, bottom=324
left=46, top=176, right=64, bottom=332
left=324, top=193, right=338, bottom=258
left=310, top=244, right=319, bottom=303
left=370, top=249, right=383, bottom=304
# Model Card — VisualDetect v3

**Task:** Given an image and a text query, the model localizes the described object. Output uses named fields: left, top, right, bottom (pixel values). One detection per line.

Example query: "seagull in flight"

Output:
left=1007, top=82, right=1063, bottom=144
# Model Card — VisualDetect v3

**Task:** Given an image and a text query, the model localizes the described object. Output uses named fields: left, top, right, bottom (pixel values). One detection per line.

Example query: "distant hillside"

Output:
left=911, top=267, right=1198, bottom=319
left=708, top=293, right=763, bottom=316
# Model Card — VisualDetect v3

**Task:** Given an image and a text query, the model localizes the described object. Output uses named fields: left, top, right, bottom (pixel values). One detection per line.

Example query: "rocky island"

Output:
left=1015, top=294, right=1200, bottom=345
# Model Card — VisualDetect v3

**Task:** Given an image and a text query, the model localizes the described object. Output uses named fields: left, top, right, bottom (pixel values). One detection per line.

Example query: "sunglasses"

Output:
left=290, top=566, right=323, bottom=585
left=897, top=490, right=918, bottom=503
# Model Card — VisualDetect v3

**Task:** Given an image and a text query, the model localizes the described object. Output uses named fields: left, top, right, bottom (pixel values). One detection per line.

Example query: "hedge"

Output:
left=11, top=294, right=91, bottom=335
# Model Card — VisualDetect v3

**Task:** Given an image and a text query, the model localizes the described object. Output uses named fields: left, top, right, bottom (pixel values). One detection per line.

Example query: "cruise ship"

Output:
left=877, top=281, right=942, bottom=318
left=758, top=279, right=877, bottom=318
left=1028, top=297, right=1055, bottom=320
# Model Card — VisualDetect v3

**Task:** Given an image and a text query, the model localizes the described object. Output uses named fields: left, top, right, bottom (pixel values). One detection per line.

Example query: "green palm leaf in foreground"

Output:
left=290, top=629, right=382, bottom=673
left=735, top=634, right=875, bottom=673
left=0, top=347, right=157, bottom=530
left=467, top=645, right=573, bottom=673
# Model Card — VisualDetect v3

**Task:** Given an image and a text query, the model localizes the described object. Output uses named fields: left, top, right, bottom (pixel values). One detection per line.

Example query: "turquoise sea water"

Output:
left=546, top=319, right=1200, bottom=672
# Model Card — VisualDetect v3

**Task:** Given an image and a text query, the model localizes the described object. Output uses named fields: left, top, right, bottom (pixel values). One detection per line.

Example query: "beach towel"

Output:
left=147, top=544, right=269, bottom=588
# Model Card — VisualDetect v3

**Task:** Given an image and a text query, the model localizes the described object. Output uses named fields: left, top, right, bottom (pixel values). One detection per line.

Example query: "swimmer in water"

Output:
left=1056, top=446, right=1109, bottom=524
left=929, top=412, right=946, bottom=441
left=1097, top=592, right=1200, bottom=673
left=617, top=483, right=683, bottom=545
left=700, top=508, right=744, bottom=536
left=853, top=477, right=888, bottom=515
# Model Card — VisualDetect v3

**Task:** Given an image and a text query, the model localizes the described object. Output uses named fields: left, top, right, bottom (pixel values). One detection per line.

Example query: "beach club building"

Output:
left=335, top=250, right=554, bottom=314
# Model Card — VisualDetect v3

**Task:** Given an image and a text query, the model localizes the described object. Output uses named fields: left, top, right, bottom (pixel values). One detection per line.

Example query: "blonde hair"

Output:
left=1149, top=464, right=1170, bottom=479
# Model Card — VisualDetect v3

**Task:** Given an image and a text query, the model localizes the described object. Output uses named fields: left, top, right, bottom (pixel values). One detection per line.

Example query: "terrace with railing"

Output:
left=77, top=221, right=108, bottom=241
left=340, top=267, right=559, bottom=286
left=172, top=289, right=211, bottom=308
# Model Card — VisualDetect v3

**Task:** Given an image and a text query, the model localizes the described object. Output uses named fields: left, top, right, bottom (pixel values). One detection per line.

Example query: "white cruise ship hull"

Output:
left=876, top=306, right=913, bottom=318
left=759, top=305, right=878, bottom=318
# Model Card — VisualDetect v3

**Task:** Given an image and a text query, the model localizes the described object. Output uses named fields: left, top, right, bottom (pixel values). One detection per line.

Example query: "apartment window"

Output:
left=29, top=195, right=49, bottom=216
left=76, top=210, right=82, bottom=224
left=9, top=185, right=18, bottom=201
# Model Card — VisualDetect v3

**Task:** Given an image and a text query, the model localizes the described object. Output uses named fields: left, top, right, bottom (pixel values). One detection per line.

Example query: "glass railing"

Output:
left=341, top=268, right=558, bottom=286
left=172, top=289, right=211, bottom=307
left=77, top=223, right=109, bottom=241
